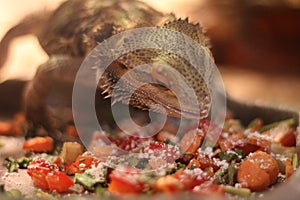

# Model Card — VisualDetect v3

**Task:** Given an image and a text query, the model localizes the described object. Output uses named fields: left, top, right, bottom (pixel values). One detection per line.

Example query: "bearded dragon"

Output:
left=0, top=0, right=214, bottom=134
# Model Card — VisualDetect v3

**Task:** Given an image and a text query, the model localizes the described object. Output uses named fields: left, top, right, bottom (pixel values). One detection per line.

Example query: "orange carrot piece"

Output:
left=286, top=159, right=293, bottom=179
left=66, top=125, right=79, bottom=138
left=23, top=136, right=54, bottom=153
left=179, top=129, right=203, bottom=154
left=246, top=135, right=271, bottom=153
left=237, top=151, right=279, bottom=191
left=237, top=160, right=270, bottom=191
left=218, top=133, right=244, bottom=152
left=0, top=121, right=13, bottom=135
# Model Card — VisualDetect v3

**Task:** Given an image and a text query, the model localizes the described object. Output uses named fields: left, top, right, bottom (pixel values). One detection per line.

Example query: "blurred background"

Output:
left=0, top=0, right=300, bottom=108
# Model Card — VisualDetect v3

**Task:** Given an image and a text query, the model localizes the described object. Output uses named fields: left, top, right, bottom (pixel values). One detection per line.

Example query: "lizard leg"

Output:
left=23, top=55, right=83, bottom=135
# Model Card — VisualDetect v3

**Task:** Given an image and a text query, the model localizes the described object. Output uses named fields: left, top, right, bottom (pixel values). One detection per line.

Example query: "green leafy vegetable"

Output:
left=218, top=151, right=242, bottom=162
left=292, top=153, right=298, bottom=170
left=78, top=157, right=86, bottom=163
left=74, top=173, right=97, bottom=191
left=17, top=157, right=33, bottom=169
left=35, top=189, right=56, bottom=200
left=228, top=164, right=237, bottom=185
left=6, top=189, right=23, bottom=199
left=166, top=162, right=186, bottom=175
left=260, top=118, right=295, bottom=133
left=4, top=157, right=32, bottom=172
left=0, top=140, right=4, bottom=148
left=247, top=118, right=262, bottom=130
left=4, top=157, right=19, bottom=172
left=224, top=186, right=251, bottom=197
left=214, top=167, right=227, bottom=184
left=163, top=139, right=176, bottom=146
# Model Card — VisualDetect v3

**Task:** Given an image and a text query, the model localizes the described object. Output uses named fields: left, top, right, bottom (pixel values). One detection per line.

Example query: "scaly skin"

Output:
left=0, top=0, right=214, bottom=133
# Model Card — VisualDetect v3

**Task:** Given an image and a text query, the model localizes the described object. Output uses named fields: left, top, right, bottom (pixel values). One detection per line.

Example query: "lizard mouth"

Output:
left=129, top=83, right=209, bottom=120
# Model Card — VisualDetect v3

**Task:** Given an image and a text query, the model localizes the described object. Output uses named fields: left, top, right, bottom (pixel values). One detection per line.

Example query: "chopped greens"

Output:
left=292, top=153, right=298, bottom=170
left=4, top=157, right=32, bottom=172
left=74, top=164, right=108, bottom=191
left=218, top=151, right=242, bottom=162
left=228, top=164, right=237, bottom=185
left=5, top=189, right=23, bottom=199
left=260, top=118, right=295, bottom=133
left=0, top=186, right=23, bottom=200
left=0, top=140, right=4, bottom=148
left=74, top=173, right=97, bottom=191
left=214, top=167, right=227, bottom=184
left=35, top=189, right=56, bottom=200
left=224, top=186, right=251, bottom=197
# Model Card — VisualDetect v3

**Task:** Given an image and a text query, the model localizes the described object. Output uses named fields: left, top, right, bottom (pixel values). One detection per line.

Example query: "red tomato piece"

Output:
left=193, top=183, right=225, bottom=196
left=45, top=171, right=74, bottom=193
left=27, top=159, right=73, bottom=192
left=279, top=130, right=296, bottom=147
left=65, top=163, right=81, bottom=175
left=108, top=165, right=144, bottom=194
left=27, top=159, right=59, bottom=190
left=109, top=135, right=150, bottom=151
left=27, top=159, right=58, bottom=176
left=173, top=170, right=211, bottom=190
left=65, top=153, right=99, bottom=174
left=146, top=141, right=181, bottom=162
left=198, top=119, right=223, bottom=140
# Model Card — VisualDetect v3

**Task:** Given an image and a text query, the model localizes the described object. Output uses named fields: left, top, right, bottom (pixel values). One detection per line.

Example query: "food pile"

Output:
left=0, top=114, right=299, bottom=199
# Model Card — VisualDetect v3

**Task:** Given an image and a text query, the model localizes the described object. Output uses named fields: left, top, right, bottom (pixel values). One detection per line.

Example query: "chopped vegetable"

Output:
left=228, top=164, right=237, bottom=185
left=285, top=159, right=293, bottom=179
left=0, top=140, right=4, bottom=148
left=292, top=153, right=298, bottom=170
left=155, top=175, right=183, bottom=193
left=247, top=118, right=263, bottom=132
left=108, top=166, right=144, bottom=194
left=65, top=153, right=99, bottom=175
left=187, top=158, right=200, bottom=169
left=237, top=151, right=279, bottom=191
left=5, top=189, right=23, bottom=199
left=66, top=125, right=79, bottom=138
left=271, top=143, right=296, bottom=159
left=193, top=184, right=224, bottom=196
left=260, top=118, right=295, bottom=133
left=45, top=170, right=74, bottom=193
left=23, top=136, right=54, bottom=153
left=218, top=151, right=241, bottom=162
left=74, top=173, right=97, bottom=191
left=0, top=121, right=12, bottom=135
left=224, top=186, right=251, bottom=197
left=27, top=159, right=73, bottom=192
left=4, top=157, right=19, bottom=172
left=60, top=142, right=83, bottom=164
left=4, top=157, right=32, bottom=172
left=17, top=157, right=33, bottom=169
left=179, top=129, right=203, bottom=154
left=214, top=167, right=227, bottom=184
left=35, top=189, right=57, bottom=200
left=2, top=116, right=297, bottom=197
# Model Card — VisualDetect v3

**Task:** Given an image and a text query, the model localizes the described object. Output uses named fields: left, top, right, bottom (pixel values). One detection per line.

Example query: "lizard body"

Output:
left=0, top=0, right=214, bottom=133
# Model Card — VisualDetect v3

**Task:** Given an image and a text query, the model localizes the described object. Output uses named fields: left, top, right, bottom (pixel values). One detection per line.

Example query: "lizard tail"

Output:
left=0, top=11, right=51, bottom=71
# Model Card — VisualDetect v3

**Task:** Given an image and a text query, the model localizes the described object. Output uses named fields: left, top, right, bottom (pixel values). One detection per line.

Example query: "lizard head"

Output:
left=99, top=18, right=213, bottom=120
